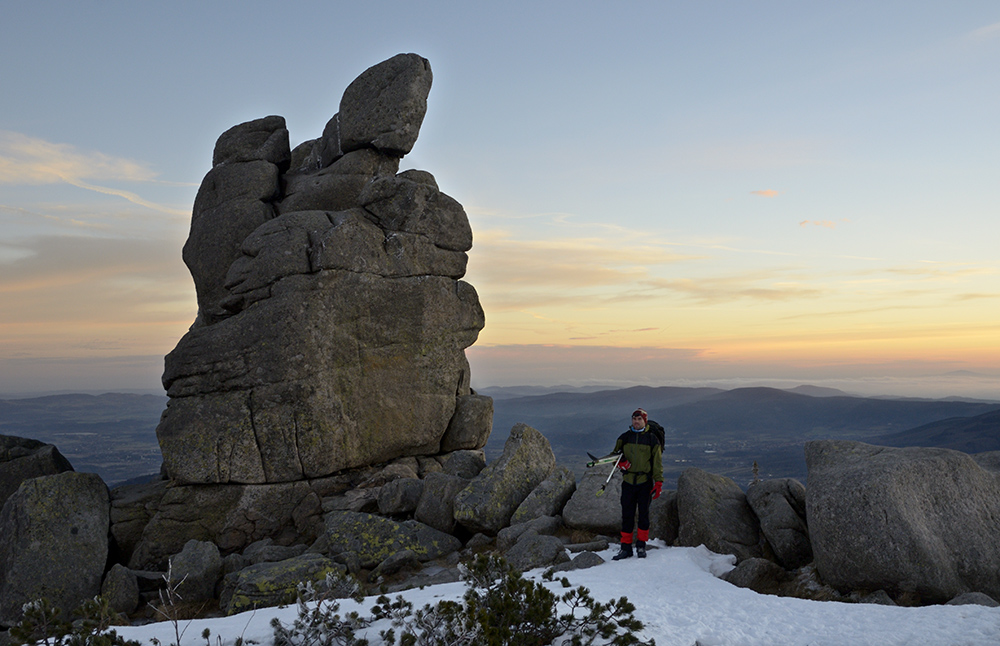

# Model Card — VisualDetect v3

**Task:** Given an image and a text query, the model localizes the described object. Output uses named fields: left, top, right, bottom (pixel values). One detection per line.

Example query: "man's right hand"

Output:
left=617, top=459, right=631, bottom=472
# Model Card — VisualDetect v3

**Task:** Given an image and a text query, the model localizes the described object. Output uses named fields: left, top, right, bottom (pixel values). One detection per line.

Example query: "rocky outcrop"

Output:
left=0, top=435, right=73, bottom=507
left=676, top=468, right=762, bottom=562
left=746, top=478, right=811, bottom=569
left=128, top=479, right=325, bottom=569
left=453, top=423, right=556, bottom=534
left=156, top=52, right=487, bottom=486
left=0, top=472, right=109, bottom=626
left=805, top=440, right=1000, bottom=603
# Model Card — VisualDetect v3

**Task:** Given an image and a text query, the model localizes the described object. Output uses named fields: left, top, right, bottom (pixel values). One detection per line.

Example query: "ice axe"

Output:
left=596, top=453, right=623, bottom=497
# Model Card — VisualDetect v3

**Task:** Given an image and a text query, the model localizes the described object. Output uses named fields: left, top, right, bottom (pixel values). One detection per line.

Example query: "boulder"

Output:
left=860, top=590, right=897, bottom=606
left=947, top=592, right=999, bottom=607
left=170, top=539, right=223, bottom=603
left=805, top=440, right=1000, bottom=603
left=649, top=489, right=679, bottom=544
left=441, top=450, right=486, bottom=479
left=338, top=53, right=433, bottom=156
left=453, top=423, right=556, bottom=534
left=414, top=456, right=441, bottom=477
left=182, top=159, right=279, bottom=325
left=440, top=394, right=494, bottom=452
left=128, top=481, right=323, bottom=569
left=212, top=115, right=290, bottom=168
left=504, top=532, right=570, bottom=573
left=510, top=466, right=576, bottom=525
left=0, top=472, right=109, bottom=625
left=0, top=435, right=73, bottom=507
left=369, top=549, right=421, bottom=582
left=746, top=478, right=811, bottom=569
left=562, top=465, right=622, bottom=536
left=378, top=477, right=424, bottom=516
left=721, top=557, right=789, bottom=595
left=551, top=551, right=605, bottom=573
left=101, top=564, right=139, bottom=615
left=414, top=472, right=468, bottom=534
left=220, top=552, right=344, bottom=615
left=497, top=515, right=562, bottom=552
left=358, top=175, right=473, bottom=252
left=676, top=468, right=762, bottom=562
left=321, top=511, right=461, bottom=569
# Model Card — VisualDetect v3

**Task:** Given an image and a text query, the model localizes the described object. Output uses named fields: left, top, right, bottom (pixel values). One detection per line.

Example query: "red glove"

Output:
left=651, top=481, right=663, bottom=499
left=617, top=459, right=631, bottom=472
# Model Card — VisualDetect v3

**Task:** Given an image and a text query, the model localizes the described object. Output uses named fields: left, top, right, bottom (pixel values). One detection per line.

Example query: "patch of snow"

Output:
left=113, top=544, right=1000, bottom=646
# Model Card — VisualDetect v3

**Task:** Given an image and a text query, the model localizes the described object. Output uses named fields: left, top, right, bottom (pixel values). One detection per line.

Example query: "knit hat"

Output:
left=631, top=408, right=648, bottom=424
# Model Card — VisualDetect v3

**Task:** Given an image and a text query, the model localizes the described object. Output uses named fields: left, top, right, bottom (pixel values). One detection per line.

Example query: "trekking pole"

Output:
left=596, top=453, right=622, bottom=497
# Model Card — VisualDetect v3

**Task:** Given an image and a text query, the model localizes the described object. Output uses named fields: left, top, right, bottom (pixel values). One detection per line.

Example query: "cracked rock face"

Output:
left=158, top=54, right=488, bottom=485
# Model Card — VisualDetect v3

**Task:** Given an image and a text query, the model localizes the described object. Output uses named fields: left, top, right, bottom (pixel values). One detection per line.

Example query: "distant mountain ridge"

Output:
left=3, top=386, right=1000, bottom=488
left=487, top=385, right=1000, bottom=486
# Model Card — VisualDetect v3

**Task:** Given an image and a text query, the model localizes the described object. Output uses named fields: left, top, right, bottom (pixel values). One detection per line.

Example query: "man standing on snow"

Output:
left=611, top=408, right=663, bottom=560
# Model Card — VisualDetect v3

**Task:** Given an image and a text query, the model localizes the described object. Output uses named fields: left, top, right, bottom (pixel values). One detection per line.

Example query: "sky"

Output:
left=112, top=544, right=1000, bottom=646
left=2, top=2, right=999, bottom=398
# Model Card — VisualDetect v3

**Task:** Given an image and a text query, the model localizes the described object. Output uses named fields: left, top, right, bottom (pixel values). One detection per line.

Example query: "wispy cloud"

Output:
left=751, top=189, right=779, bottom=198
left=799, top=220, right=842, bottom=229
left=643, top=272, right=823, bottom=305
left=967, top=22, right=1000, bottom=42
left=468, top=228, right=698, bottom=291
left=0, top=131, right=187, bottom=215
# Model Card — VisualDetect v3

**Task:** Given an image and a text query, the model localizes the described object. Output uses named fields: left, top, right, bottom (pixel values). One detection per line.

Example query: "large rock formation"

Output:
left=156, top=53, right=488, bottom=485
left=805, top=440, right=1000, bottom=602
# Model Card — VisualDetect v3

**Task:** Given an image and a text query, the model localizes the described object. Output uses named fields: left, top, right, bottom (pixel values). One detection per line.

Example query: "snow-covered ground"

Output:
left=115, top=544, right=1000, bottom=646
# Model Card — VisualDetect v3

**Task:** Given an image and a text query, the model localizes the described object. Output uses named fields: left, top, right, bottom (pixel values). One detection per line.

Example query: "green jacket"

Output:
left=612, top=426, right=663, bottom=485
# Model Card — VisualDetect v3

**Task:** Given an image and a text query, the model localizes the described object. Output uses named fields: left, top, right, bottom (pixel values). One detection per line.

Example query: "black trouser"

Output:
left=620, top=479, right=653, bottom=536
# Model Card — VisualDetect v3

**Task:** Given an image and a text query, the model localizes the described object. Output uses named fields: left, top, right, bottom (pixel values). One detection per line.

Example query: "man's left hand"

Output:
left=651, top=481, right=663, bottom=499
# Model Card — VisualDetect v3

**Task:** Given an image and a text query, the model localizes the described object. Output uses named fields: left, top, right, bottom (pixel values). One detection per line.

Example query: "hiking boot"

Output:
left=612, top=543, right=633, bottom=560
left=636, top=541, right=647, bottom=559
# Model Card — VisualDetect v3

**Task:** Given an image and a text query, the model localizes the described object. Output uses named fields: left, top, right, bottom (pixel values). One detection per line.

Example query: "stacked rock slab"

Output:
left=157, top=53, right=488, bottom=485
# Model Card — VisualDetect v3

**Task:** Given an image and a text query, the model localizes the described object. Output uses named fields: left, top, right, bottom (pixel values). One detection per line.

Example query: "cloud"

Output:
left=0, top=235, right=195, bottom=361
left=799, top=220, right=838, bottom=229
left=467, top=227, right=699, bottom=294
left=967, top=22, right=1000, bottom=41
left=641, top=270, right=822, bottom=305
left=0, top=131, right=187, bottom=215
left=751, top=189, right=779, bottom=198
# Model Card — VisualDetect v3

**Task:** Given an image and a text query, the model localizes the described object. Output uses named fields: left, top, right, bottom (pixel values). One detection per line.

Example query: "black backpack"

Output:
left=647, top=419, right=666, bottom=449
